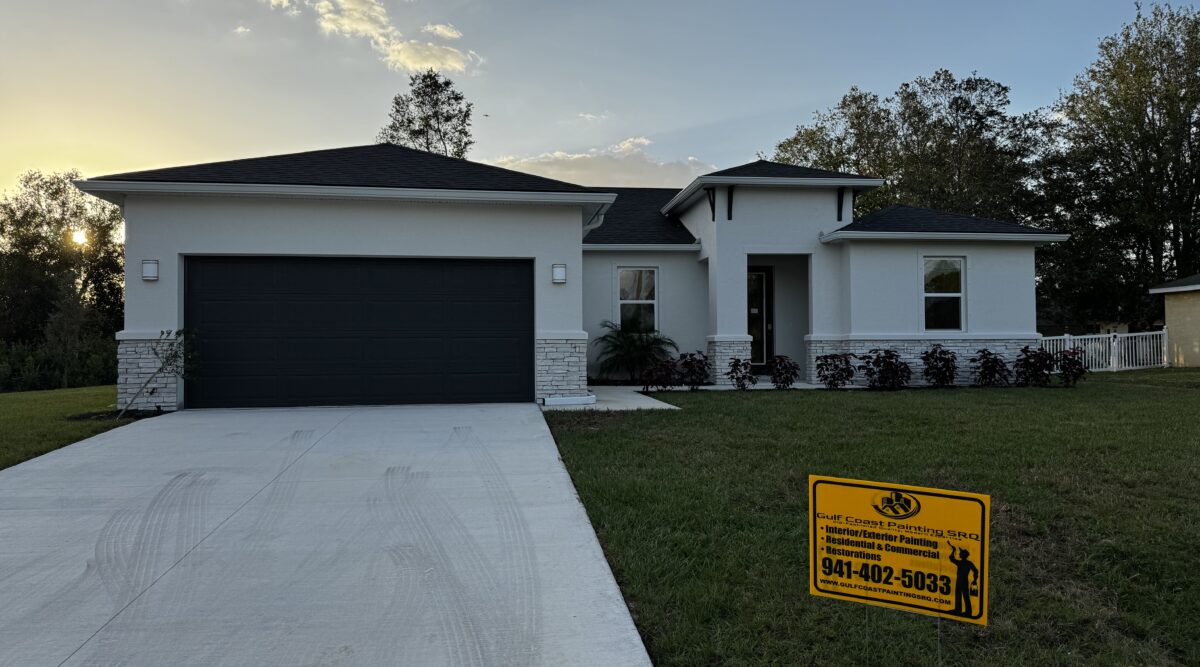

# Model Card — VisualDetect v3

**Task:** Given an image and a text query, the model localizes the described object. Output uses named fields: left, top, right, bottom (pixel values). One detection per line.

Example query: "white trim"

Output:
left=921, top=256, right=965, bottom=333
left=706, top=334, right=755, bottom=342
left=805, top=333, right=1040, bottom=341
left=583, top=243, right=700, bottom=252
left=536, top=330, right=590, bottom=340
left=115, top=330, right=170, bottom=341
left=614, top=266, right=659, bottom=331
left=541, top=393, right=597, bottom=406
left=742, top=244, right=812, bottom=254
left=1149, top=284, right=1200, bottom=295
left=661, top=175, right=884, bottom=215
left=74, top=179, right=617, bottom=207
left=820, top=230, right=1069, bottom=244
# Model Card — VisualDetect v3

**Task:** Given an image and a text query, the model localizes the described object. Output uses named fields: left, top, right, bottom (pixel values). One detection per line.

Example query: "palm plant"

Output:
left=593, top=320, right=678, bottom=382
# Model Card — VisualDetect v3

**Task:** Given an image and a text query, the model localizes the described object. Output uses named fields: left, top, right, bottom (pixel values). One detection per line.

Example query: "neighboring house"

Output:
left=1150, top=274, right=1200, bottom=367
left=75, top=145, right=1067, bottom=410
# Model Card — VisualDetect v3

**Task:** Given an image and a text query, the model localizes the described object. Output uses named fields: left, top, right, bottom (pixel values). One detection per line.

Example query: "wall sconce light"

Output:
left=551, top=263, right=568, bottom=284
left=141, top=260, right=159, bottom=281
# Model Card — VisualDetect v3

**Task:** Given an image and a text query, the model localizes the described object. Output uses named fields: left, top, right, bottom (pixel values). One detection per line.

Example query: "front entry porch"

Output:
left=706, top=253, right=811, bottom=384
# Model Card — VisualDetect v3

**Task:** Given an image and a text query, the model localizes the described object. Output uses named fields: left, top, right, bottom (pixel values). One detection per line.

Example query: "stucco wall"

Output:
left=581, top=250, right=708, bottom=378
left=1165, top=291, right=1200, bottom=367
left=839, top=241, right=1038, bottom=338
left=121, top=195, right=586, bottom=338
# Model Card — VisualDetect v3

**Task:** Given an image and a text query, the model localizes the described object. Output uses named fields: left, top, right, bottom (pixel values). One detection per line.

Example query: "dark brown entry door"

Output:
left=747, top=267, right=774, bottom=368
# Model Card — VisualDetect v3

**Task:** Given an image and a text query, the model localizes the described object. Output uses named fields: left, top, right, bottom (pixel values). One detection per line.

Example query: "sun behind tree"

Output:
left=377, top=68, right=475, bottom=159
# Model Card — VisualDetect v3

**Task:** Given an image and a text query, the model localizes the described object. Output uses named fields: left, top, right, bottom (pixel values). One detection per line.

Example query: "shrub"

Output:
left=640, top=359, right=679, bottom=392
left=677, top=351, right=712, bottom=390
left=593, top=320, right=678, bottom=382
left=857, top=348, right=911, bottom=390
left=919, top=344, right=958, bottom=388
left=768, top=355, right=802, bottom=390
left=970, top=348, right=1010, bottom=387
left=725, top=357, right=757, bottom=390
left=1014, top=346, right=1055, bottom=387
left=1056, top=347, right=1089, bottom=388
left=815, top=353, right=856, bottom=389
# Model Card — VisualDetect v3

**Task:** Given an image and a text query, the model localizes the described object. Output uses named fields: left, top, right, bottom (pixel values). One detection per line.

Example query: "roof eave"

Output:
left=1149, top=284, right=1200, bottom=295
left=581, top=242, right=701, bottom=252
left=74, top=179, right=618, bottom=209
left=819, top=230, right=1071, bottom=244
left=660, top=175, right=885, bottom=216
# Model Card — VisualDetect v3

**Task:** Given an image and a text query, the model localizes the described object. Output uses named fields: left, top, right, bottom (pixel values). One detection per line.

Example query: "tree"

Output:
left=0, top=170, right=124, bottom=344
left=1047, top=4, right=1200, bottom=328
left=770, top=70, right=1044, bottom=223
left=377, top=68, right=475, bottom=158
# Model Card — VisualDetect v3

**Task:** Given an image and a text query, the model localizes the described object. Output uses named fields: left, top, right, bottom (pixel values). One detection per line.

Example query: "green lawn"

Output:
left=545, top=370, right=1200, bottom=666
left=0, top=385, right=133, bottom=471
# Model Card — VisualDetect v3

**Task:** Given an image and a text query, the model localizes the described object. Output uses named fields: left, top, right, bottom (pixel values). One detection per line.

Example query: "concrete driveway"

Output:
left=0, top=404, right=649, bottom=666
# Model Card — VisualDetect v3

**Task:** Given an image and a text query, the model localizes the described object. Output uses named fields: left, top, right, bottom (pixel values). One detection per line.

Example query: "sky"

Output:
left=0, top=0, right=1161, bottom=194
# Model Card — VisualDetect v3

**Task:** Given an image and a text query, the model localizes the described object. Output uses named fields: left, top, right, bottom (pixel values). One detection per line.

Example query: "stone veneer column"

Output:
left=806, top=338, right=1038, bottom=386
left=706, top=337, right=753, bottom=385
left=535, top=337, right=589, bottom=401
left=117, top=338, right=181, bottom=411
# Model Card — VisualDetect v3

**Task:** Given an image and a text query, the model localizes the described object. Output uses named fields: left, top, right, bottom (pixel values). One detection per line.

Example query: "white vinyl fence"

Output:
left=1040, top=329, right=1169, bottom=372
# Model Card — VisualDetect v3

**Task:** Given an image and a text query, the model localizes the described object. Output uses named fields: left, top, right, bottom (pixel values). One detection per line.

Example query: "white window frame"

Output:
left=921, top=256, right=966, bottom=332
left=614, top=266, right=659, bottom=331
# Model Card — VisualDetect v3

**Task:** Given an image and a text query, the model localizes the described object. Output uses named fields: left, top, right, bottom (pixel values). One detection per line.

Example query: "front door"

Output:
left=747, top=267, right=774, bottom=370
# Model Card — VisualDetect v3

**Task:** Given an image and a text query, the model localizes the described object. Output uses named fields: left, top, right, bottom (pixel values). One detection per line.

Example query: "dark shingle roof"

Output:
left=584, top=188, right=696, bottom=245
left=1152, top=273, right=1200, bottom=291
left=836, top=205, right=1060, bottom=235
left=706, top=159, right=875, bottom=180
left=92, top=144, right=591, bottom=193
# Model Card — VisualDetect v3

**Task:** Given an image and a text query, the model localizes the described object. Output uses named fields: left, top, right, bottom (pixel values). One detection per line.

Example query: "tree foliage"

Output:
left=771, top=69, right=1043, bottom=222
left=0, top=170, right=123, bottom=389
left=377, top=68, right=475, bottom=158
left=1040, top=3, right=1200, bottom=328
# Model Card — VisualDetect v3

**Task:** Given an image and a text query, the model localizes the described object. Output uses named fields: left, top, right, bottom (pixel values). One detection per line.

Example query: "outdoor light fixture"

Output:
left=552, top=264, right=567, bottom=284
left=141, top=260, right=159, bottom=281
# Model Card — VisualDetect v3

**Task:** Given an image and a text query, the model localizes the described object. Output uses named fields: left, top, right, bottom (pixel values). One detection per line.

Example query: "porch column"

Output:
left=706, top=249, right=752, bottom=384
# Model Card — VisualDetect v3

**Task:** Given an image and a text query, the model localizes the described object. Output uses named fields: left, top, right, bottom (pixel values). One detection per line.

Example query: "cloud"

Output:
left=489, top=137, right=716, bottom=188
left=263, top=0, right=481, bottom=72
left=233, top=25, right=252, bottom=35
left=576, top=110, right=611, bottom=123
left=421, top=22, right=462, bottom=40
left=612, top=136, right=651, bottom=153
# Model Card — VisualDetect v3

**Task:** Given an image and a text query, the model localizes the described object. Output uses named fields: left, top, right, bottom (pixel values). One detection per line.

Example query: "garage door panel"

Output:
left=185, top=257, right=533, bottom=407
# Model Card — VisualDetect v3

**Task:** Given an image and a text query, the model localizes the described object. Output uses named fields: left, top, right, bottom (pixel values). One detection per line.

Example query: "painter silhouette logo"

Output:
left=872, top=490, right=921, bottom=520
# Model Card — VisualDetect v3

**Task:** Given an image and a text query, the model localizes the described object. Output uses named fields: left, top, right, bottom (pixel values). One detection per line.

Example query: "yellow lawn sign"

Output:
left=808, top=475, right=991, bottom=625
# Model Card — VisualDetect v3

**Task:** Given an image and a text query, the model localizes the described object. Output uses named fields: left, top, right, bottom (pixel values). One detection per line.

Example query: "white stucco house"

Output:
left=75, top=145, right=1067, bottom=410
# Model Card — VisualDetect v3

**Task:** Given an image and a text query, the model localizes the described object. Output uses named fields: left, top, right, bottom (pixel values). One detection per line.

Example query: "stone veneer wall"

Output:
left=535, top=338, right=589, bottom=400
left=117, top=338, right=181, bottom=411
left=706, top=339, right=753, bottom=385
left=806, top=338, right=1037, bottom=386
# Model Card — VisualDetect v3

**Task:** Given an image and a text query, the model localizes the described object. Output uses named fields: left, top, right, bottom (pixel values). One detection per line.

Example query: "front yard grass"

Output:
left=0, top=385, right=132, bottom=471
left=545, top=369, right=1200, bottom=666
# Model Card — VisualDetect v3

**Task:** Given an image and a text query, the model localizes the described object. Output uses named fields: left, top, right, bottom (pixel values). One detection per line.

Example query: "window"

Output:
left=618, top=267, right=657, bottom=332
left=923, top=257, right=963, bottom=331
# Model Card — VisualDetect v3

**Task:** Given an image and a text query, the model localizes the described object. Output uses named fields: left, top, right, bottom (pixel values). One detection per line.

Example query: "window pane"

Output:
left=620, top=304, right=655, bottom=333
left=924, top=259, right=961, bottom=293
left=619, top=269, right=655, bottom=300
left=925, top=296, right=962, bottom=330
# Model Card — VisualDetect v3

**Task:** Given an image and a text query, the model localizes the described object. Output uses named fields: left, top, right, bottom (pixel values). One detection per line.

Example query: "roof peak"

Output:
left=703, top=159, right=876, bottom=180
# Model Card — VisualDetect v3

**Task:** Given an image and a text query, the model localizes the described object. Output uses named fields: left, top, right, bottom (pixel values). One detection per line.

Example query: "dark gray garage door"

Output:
left=184, top=256, right=534, bottom=408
